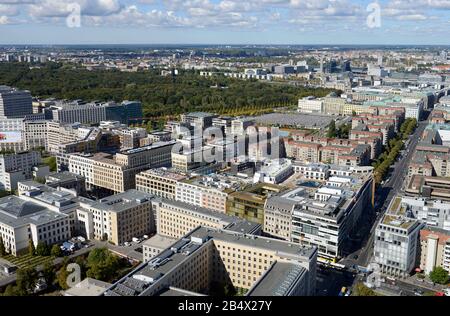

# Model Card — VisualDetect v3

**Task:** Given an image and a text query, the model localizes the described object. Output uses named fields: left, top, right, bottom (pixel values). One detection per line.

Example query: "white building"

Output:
left=0, top=195, right=70, bottom=256
left=298, top=97, right=323, bottom=114
left=0, top=151, right=41, bottom=191
left=253, top=159, right=294, bottom=184
left=374, top=196, right=424, bottom=277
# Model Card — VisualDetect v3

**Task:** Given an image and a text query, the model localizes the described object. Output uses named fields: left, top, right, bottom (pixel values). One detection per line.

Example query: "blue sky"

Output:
left=0, top=0, right=449, bottom=45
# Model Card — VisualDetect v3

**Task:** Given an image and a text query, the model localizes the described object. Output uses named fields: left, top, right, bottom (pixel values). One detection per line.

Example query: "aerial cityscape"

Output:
left=0, top=0, right=449, bottom=303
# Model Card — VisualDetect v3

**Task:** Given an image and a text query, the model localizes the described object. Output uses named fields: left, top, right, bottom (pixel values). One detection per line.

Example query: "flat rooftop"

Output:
left=91, top=190, right=154, bottom=213
left=104, top=226, right=316, bottom=297
left=247, top=261, right=307, bottom=296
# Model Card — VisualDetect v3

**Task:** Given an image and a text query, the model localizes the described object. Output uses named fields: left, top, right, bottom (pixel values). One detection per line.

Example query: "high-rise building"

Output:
left=0, top=86, right=33, bottom=119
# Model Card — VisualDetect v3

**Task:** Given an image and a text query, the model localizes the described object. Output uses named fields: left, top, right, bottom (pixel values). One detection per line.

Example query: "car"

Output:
left=353, top=255, right=359, bottom=260
left=414, top=289, right=424, bottom=296
left=124, top=242, right=132, bottom=247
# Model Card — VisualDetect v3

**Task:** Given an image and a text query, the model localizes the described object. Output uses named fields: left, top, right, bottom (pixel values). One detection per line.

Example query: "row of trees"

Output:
left=1, top=248, right=130, bottom=296
left=373, top=118, right=417, bottom=184
left=0, top=62, right=335, bottom=119
left=28, top=240, right=63, bottom=258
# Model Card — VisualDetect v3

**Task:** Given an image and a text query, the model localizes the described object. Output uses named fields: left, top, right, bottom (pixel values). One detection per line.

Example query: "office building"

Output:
left=143, top=234, right=178, bottom=262
left=136, top=168, right=187, bottom=200
left=0, top=86, right=33, bottom=119
left=374, top=196, right=424, bottom=277
left=227, top=183, right=284, bottom=227
left=77, top=190, right=155, bottom=245
left=0, top=195, right=70, bottom=256
left=104, top=226, right=317, bottom=297
left=155, top=198, right=261, bottom=240
left=0, top=151, right=41, bottom=191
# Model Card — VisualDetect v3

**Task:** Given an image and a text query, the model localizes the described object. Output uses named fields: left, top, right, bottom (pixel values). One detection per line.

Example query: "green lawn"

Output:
left=3, top=254, right=54, bottom=269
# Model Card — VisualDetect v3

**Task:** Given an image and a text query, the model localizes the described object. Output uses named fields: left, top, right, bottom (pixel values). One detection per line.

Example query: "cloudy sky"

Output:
left=0, top=0, right=449, bottom=45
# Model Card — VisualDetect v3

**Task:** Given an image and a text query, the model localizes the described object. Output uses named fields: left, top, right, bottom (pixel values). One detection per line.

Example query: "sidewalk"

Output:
left=398, top=276, right=447, bottom=292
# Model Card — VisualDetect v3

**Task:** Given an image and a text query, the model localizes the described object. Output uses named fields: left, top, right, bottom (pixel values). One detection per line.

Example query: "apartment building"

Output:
left=0, top=151, right=41, bottom=191
left=0, top=195, right=70, bottom=256
left=104, top=226, right=317, bottom=297
left=419, top=226, right=450, bottom=274
left=136, top=168, right=187, bottom=200
left=374, top=196, right=424, bottom=277
left=155, top=198, right=261, bottom=239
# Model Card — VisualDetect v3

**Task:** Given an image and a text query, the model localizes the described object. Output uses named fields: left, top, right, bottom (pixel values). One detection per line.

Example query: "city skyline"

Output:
left=0, top=0, right=449, bottom=45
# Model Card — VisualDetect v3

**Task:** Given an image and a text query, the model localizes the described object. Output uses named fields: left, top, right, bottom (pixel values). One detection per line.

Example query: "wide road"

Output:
left=342, top=112, right=430, bottom=270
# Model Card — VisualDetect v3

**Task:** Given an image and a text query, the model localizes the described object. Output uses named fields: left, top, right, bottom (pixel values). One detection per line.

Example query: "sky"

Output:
left=0, top=0, right=449, bottom=45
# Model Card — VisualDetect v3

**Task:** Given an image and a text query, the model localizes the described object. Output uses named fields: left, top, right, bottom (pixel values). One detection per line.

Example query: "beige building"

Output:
left=105, top=226, right=318, bottom=297
left=142, top=234, right=177, bottom=262
left=420, top=227, right=450, bottom=274
left=79, top=190, right=155, bottom=245
left=136, top=168, right=187, bottom=200
left=155, top=199, right=260, bottom=240
left=69, top=141, right=175, bottom=193
left=175, top=177, right=230, bottom=214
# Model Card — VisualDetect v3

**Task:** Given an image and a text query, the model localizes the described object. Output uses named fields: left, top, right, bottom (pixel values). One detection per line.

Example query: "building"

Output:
left=283, top=170, right=374, bottom=260
left=155, top=198, right=261, bottom=239
left=78, top=190, right=155, bottom=245
left=0, top=86, right=33, bottom=119
left=0, top=195, right=70, bottom=256
left=419, top=226, right=450, bottom=274
left=374, top=196, right=424, bottom=277
left=136, top=168, right=187, bottom=200
left=45, top=171, right=86, bottom=195
left=142, top=234, right=178, bottom=262
left=0, top=151, right=41, bottom=191
left=175, top=176, right=232, bottom=214
left=227, top=183, right=284, bottom=227
left=104, top=226, right=317, bottom=297
left=253, top=159, right=294, bottom=185
left=69, top=141, right=176, bottom=193
left=396, top=196, right=450, bottom=231
left=50, top=101, right=143, bottom=125
left=298, top=97, right=323, bottom=114
left=23, top=120, right=48, bottom=151
left=64, top=278, right=112, bottom=297
left=181, top=112, right=216, bottom=131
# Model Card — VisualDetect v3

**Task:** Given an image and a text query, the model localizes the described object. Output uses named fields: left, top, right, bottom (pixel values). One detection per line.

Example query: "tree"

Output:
left=16, top=267, right=38, bottom=295
left=429, top=267, right=449, bottom=285
left=57, top=263, right=70, bottom=290
left=28, top=239, right=36, bottom=256
left=41, top=262, right=56, bottom=287
left=51, top=244, right=63, bottom=258
left=352, top=282, right=377, bottom=296
left=86, top=248, right=120, bottom=282
left=2, top=285, right=21, bottom=296
left=0, top=236, right=5, bottom=257
left=36, top=242, right=50, bottom=257
left=327, top=120, right=337, bottom=138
